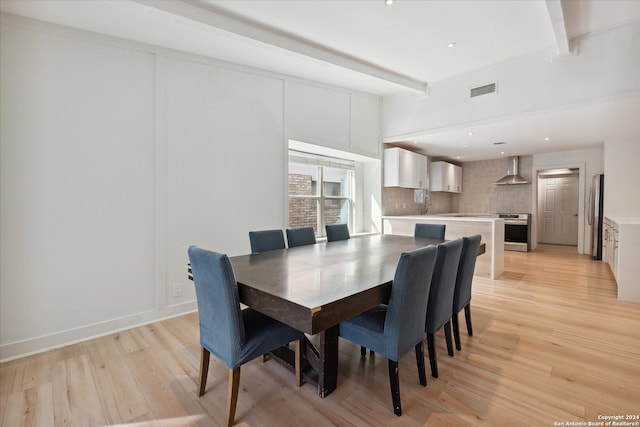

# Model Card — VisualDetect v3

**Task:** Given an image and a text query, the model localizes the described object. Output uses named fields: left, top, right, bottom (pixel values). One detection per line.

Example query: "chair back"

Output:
left=325, top=223, right=350, bottom=242
left=384, top=245, right=438, bottom=359
left=425, top=239, right=463, bottom=333
left=453, top=234, right=482, bottom=313
left=249, top=229, right=286, bottom=253
left=187, top=246, right=245, bottom=367
left=286, top=227, right=316, bottom=248
left=414, top=223, right=446, bottom=240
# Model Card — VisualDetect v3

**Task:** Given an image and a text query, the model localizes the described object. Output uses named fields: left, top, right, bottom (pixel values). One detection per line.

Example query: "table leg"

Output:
left=301, top=326, right=339, bottom=397
left=317, top=325, right=339, bottom=398
left=270, top=327, right=340, bottom=398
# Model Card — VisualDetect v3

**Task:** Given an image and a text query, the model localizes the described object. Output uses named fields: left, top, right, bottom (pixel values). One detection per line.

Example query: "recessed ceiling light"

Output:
left=468, top=132, right=474, bottom=136
left=544, top=137, right=550, bottom=141
left=447, top=42, right=456, bottom=48
left=500, top=151, right=505, bottom=155
left=385, top=0, right=393, bottom=5
left=413, top=141, right=418, bottom=144
left=456, top=156, right=461, bottom=159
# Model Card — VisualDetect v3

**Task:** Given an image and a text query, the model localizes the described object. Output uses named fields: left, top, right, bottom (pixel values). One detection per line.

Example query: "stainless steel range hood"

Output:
left=494, top=156, right=529, bottom=185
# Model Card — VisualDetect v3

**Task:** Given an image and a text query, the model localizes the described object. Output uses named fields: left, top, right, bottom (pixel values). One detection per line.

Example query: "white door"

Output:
left=538, top=174, right=579, bottom=245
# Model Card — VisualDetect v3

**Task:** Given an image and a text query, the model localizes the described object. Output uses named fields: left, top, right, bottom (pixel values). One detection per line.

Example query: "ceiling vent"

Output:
left=470, top=82, right=497, bottom=98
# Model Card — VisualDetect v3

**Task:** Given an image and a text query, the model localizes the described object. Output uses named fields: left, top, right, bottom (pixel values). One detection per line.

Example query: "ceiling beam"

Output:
left=133, top=0, right=428, bottom=93
left=545, top=0, right=573, bottom=57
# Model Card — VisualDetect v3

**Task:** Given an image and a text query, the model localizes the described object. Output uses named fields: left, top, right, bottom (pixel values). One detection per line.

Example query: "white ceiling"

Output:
left=2, top=0, right=639, bottom=161
left=390, top=96, right=640, bottom=161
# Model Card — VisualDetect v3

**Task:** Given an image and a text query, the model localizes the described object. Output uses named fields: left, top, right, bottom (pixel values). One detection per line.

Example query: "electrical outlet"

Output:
left=172, top=283, right=184, bottom=298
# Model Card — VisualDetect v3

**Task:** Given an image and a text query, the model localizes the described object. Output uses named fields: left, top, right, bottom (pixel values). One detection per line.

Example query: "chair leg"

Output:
left=415, top=340, right=427, bottom=387
left=444, top=321, right=454, bottom=357
left=427, top=332, right=438, bottom=378
left=360, top=346, right=375, bottom=357
left=295, top=340, right=303, bottom=387
left=226, top=367, right=241, bottom=427
left=198, top=346, right=210, bottom=396
left=388, top=360, right=402, bottom=416
left=452, top=312, right=462, bottom=351
left=465, top=304, right=473, bottom=336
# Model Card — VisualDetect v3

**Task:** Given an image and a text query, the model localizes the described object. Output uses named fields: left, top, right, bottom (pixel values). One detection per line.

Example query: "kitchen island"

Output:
left=383, top=215, right=504, bottom=279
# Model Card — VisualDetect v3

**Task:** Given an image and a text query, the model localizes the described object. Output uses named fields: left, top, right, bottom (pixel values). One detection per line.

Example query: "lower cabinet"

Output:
left=605, top=217, right=640, bottom=303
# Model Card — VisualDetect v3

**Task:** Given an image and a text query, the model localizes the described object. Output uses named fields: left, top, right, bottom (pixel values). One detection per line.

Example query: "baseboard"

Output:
left=0, top=301, right=198, bottom=362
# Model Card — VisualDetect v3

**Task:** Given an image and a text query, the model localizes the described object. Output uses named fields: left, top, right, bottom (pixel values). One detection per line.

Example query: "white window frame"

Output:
left=288, top=150, right=355, bottom=237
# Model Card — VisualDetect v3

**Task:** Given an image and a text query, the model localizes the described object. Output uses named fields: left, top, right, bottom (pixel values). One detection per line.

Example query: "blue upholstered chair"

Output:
left=286, top=227, right=316, bottom=248
left=414, top=223, right=446, bottom=240
left=452, top=234, right=482, bottom=351
left=248, top=229, right=286, bottom=253
left=339, top=245, right=438, bottom=416
left=325, top=223, right=350, bottom=242
left=425, top=238, right=463, bottom=378
left=188, top=246, right=305, bottom=427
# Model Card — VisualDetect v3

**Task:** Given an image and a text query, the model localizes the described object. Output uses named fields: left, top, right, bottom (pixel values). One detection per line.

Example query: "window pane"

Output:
left=324, top=200, right=349, bottom=227
left=288, top=199, right=319, bottom=233
left=324, top=182, right=341, bottom=198
left=323, top=167, right=351, bottom=198
left=289, top=163, right=318, bottom=196
left=288, top=149, right=356, bottom=237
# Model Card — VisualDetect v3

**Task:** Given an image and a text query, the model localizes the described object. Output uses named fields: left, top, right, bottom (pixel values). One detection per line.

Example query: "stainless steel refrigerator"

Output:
left=589, top=174, right=604, bottom=260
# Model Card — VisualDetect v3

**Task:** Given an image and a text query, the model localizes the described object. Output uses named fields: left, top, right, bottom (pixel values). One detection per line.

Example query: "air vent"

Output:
left=470, top=82, right=497, bottom=98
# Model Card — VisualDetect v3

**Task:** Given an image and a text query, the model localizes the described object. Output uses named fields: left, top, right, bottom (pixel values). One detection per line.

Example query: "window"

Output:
left=288, top=150, right=355, bottom=237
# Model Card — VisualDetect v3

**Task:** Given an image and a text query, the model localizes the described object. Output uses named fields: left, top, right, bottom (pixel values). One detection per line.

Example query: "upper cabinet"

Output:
left=430, top=161, right=462, bottom=193
left=384, top=147, right=428, bottom=188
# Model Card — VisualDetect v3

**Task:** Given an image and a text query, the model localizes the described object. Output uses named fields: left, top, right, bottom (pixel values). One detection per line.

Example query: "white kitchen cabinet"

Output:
left=603, top=218, right=615, bottom=273
left=430, top=161, right=462, bottom=193
left=605, top=217, right=640, bottom=303
left=455, top=166, right=462, bottom=192
left=383, top=147, right=428, bottom=188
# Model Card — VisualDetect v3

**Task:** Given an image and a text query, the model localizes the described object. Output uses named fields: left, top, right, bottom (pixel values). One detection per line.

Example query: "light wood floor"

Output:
left=2, top=245, right=639, bottom=426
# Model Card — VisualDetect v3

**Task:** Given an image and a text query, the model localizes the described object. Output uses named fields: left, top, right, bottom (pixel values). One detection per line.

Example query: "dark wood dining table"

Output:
left=228, top=234, right=484, bottom=397
left=189, top=234, right=485, bottom=397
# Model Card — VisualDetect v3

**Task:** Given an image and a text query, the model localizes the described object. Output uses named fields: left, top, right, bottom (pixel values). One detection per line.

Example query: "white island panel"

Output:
left=383, top=215, right=504, bottom=279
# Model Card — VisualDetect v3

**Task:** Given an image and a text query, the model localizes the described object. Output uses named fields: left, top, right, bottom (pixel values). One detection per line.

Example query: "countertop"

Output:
left=606, top=216, right=640, bottom=225
left=383, top=214, right=502, bottom=222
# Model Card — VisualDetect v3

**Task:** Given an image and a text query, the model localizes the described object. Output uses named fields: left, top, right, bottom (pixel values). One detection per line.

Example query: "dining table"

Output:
left=189, top=233, right=485, bottom=398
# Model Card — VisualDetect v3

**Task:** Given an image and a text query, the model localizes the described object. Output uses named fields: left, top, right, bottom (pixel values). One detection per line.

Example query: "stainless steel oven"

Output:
left=496, top=213, right=531, bottom=252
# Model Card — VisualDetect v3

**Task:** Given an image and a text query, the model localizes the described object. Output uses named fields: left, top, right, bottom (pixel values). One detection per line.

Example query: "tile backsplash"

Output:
left=454, top=156, right=533, bottom=214
left=382, top=156, right=533, bottom=216
left=382, top=188, right=453, bottom=215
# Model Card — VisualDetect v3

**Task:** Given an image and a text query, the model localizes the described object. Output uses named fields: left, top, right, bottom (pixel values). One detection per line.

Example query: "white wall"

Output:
left=0, top=19, right=158, bottom=357
left=603, top=140, right=640, bottom=217
left=0, top=14, right=381, bottom=361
